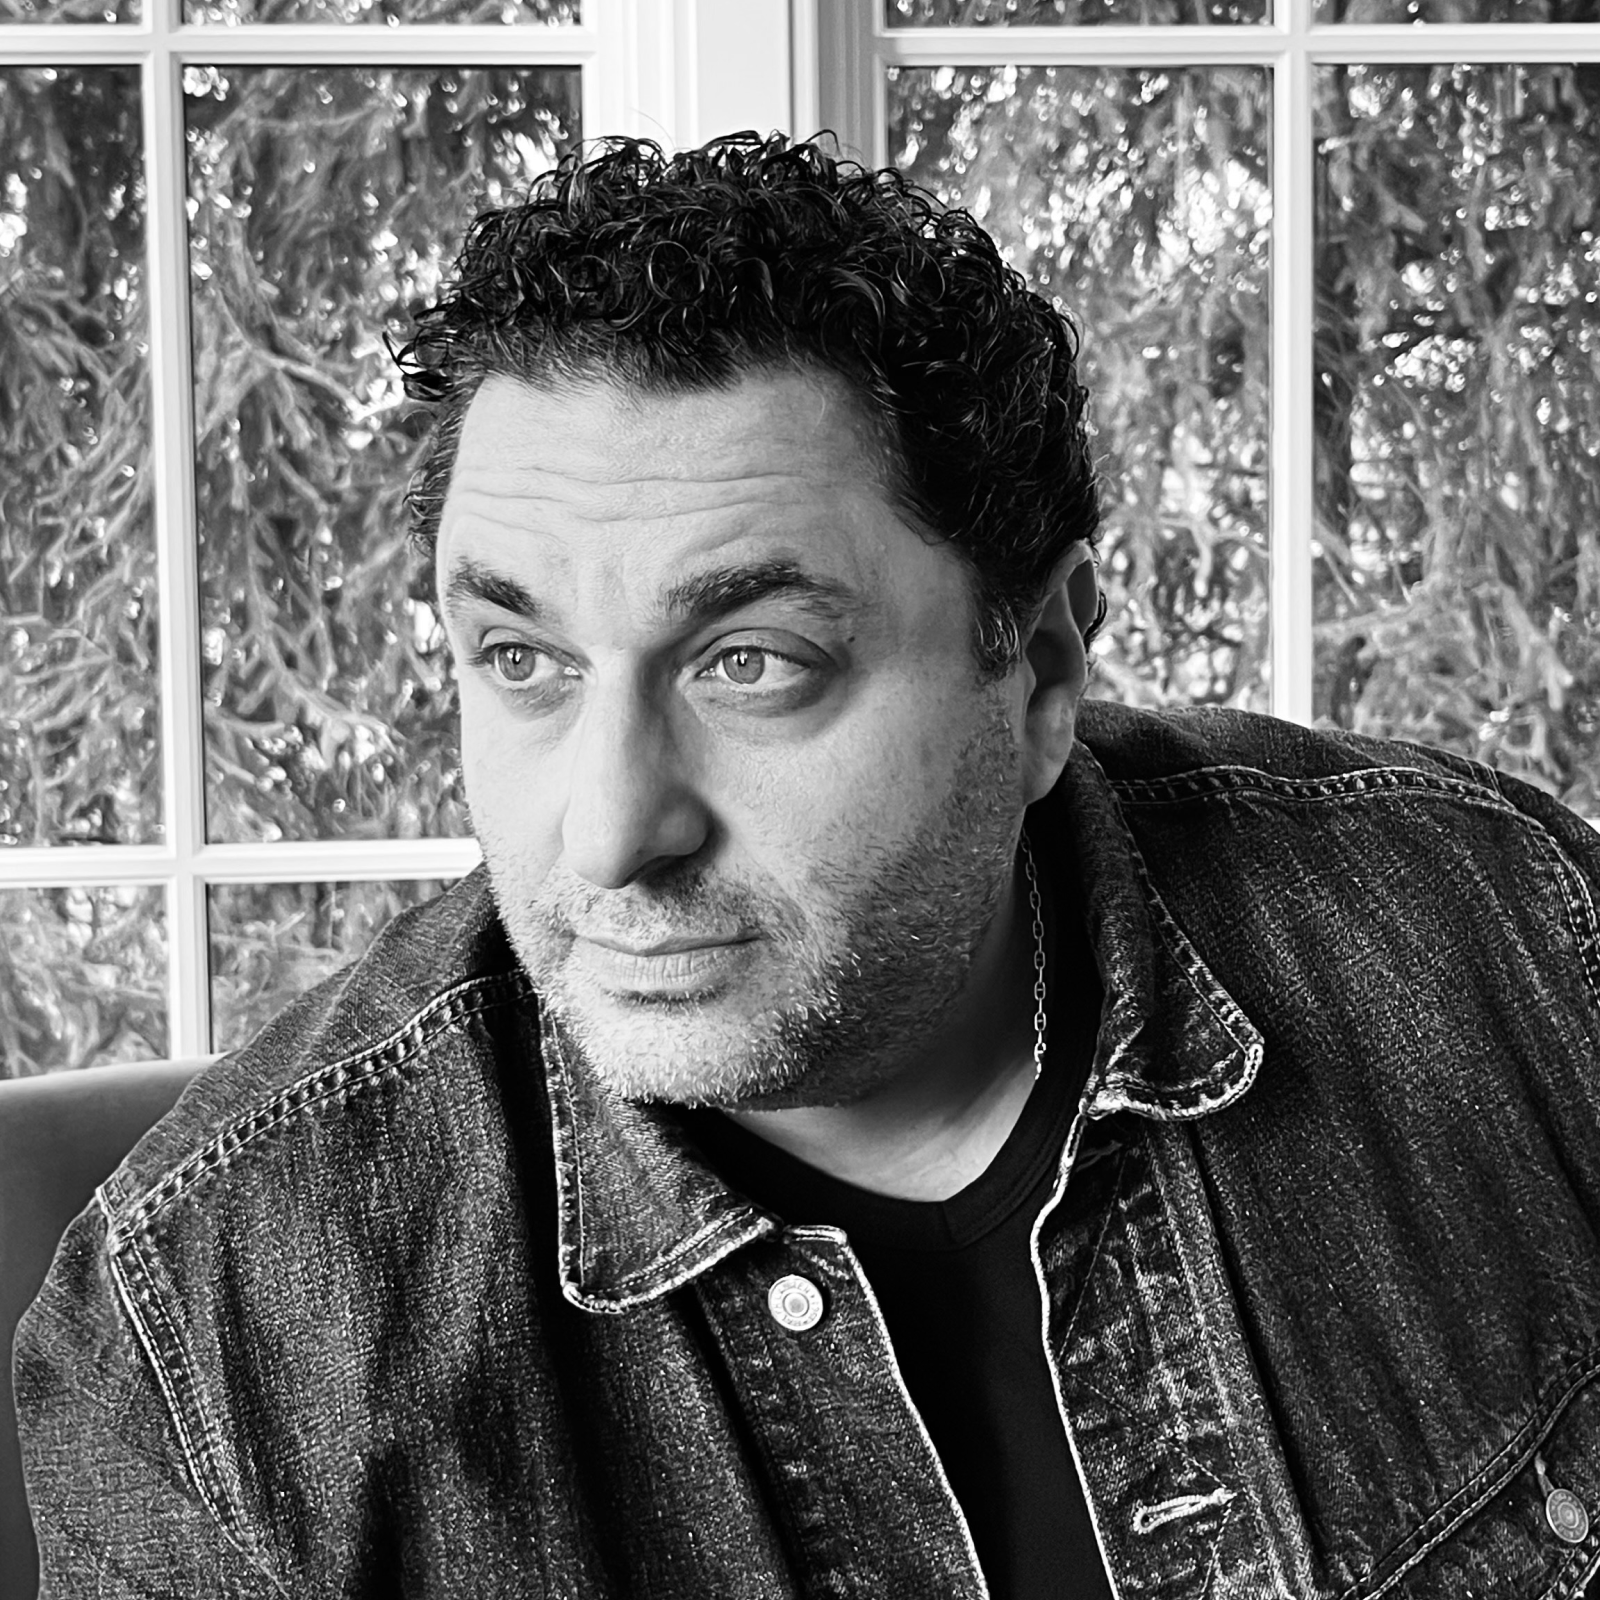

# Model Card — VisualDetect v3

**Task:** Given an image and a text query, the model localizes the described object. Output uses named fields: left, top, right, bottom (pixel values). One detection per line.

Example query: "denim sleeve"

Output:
left=13, top=1198, right=286, bottom=1599
left=1488, top=761, right=1600, bottom=918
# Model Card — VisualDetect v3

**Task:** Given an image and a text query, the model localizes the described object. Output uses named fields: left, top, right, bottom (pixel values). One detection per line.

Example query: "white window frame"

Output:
left=814, top=0, right=1600, bottom=725
left=0, top=0, right=800, bottom=1059
left=9, top=0, right=1600, bottom=1061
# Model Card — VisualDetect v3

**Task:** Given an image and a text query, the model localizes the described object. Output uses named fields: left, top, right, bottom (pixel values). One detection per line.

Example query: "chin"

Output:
left=550, top=995, right=807, bottom=1106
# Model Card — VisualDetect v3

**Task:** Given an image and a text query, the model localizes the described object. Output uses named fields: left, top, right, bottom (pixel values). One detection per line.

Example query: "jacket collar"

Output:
left=1043, top=737, right=1262, bottom=1123
left=541, top=1012, right=781, bottom=1314
left=542, top=733, right=1262, bottom=1312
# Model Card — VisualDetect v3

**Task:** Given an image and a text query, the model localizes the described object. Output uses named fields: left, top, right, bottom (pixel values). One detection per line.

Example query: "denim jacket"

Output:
left=18, top=699, right=1600, bottom=1598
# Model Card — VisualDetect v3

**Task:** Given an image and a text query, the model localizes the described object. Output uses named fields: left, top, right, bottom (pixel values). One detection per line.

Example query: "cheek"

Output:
left=458, top=692, right=507, bottom=808
left=715, top=689, right=979, bottom=873
left=458, top=700, right=563, bottom=863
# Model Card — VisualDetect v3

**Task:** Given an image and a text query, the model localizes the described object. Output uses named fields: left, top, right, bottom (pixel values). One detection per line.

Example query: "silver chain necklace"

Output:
left=1020, top=835, right=1048, bottom=1082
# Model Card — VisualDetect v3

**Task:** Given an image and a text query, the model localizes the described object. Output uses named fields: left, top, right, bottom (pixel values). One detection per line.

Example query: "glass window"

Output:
left=185, top=0, right=576, bottom=26
left=0, top=9, right=589, bottom=1071
left=0, top=66, right=158, bottom=849
left=1313, top=63, right=1600, bottom=815
left=891, top=64, right=1272, bottom=709
left=0, top=886, right=167, bottom=1075
left=0, top=0, right=137, bottom=21
left=187, top=65, right=580, bottom=844
left=888, top=0, right=1269, bottom=23
left=208, top=878, right=452, bottom=1051
left=1315, top=1, right=1600, bottom=21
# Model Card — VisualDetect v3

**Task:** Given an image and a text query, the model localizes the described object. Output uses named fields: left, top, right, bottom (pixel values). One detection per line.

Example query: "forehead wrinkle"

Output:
left=481, top=367, right=887, bottom=475
left=440, top=469, right=881, bottom=578
left=447, top=470, right=859, bottom=531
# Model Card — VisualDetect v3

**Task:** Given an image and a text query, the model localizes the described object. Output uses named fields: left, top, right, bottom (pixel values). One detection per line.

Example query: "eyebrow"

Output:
left=662, top=559, right=860, bottom=626
left=443, top=558, right=543, bottom=625
left=441, top=555, right=861, bottom=631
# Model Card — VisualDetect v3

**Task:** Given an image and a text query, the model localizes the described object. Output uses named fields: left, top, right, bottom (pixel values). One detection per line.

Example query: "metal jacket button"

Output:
left=767, top=1274, right=824, bottom=1332
left=1536, top=1454, right=1591, bottom=1545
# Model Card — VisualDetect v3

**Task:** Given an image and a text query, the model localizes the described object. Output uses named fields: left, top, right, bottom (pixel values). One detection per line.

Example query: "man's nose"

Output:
left=559, top=683, right=711, bottom=890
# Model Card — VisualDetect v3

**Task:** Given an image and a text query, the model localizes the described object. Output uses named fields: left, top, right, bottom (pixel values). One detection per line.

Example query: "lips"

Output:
left=581, top=933, right=750, bottom=957
left=572, top=931, right=757, bottom=997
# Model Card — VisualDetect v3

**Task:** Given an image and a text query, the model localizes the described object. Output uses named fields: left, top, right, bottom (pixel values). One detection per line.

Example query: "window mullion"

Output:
left=876, top=24, right=1286, bottom=66
left=1304, top=21, right=1600, bottom=63
left=791, top=0, right=821, bottom=140
left=193, top=839, right=483, bottom=883
left=815, top=0, right=876, bottom=164
left=145, top=0, right=209, bottom=1057
left=589, top=0, right=677, bottom=143
left=1271, top=13, right=1314, bottom=725
left=165, top=21, right=597, bottom=65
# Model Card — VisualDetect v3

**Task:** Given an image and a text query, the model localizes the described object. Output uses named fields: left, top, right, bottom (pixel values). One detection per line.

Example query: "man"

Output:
left=17, top=132, right=1600, bottom=1598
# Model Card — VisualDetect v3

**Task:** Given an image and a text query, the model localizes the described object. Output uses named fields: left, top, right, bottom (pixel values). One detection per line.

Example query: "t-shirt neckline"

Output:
left=680, top=837, right=1101, bottom=1254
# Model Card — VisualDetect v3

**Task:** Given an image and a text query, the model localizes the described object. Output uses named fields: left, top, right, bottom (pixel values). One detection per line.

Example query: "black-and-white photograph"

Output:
left=7, top=2, right=1600, bottom=1594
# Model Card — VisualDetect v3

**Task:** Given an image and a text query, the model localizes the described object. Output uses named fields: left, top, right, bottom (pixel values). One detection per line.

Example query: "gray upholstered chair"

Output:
left=1, top=1058, right=211, bottom=1600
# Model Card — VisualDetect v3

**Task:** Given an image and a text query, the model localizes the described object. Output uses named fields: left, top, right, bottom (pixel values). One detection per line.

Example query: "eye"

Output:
left=705, top=646, right=807, bottom=689
left=719, top=647, right=769, bottom=685
left=474, top=640, right=572, bottom=691
left=487, top=642, right=541, bottom=684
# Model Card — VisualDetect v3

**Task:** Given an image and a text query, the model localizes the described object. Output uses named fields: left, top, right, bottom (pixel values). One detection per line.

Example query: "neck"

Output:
left=724, top=862, right=1043, bottom=1202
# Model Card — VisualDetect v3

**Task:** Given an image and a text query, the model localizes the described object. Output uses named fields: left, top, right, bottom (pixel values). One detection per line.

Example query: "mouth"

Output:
left=572, top=932, right=759, bottom=997
left=581, top=933, right=753, bottom=957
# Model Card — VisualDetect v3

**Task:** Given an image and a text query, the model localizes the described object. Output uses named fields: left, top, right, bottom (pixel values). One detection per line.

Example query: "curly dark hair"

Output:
left=395, top=131, right=1102, bottom=675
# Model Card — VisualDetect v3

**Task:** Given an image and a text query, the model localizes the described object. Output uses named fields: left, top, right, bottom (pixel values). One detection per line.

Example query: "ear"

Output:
left=1018, top=543, right=1099, bottom=806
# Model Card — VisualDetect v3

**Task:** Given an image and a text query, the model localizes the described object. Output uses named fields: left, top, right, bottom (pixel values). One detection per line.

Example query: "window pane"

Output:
left=185, top=0, right=574, bottom=25
left=0, top=0, right=138, bottom=22
left=887, top=0, right=1269, bottom=24
left=890, top=66, right=1271, bottom=708
left=1313, top=65, right=1600, bottom=816
left=0, top=68, right=158, bottom=848
left=187, top=66, right=579, bottom=844
left=0, top=886, right=167, bottom=1077
left=1315, top=1, right=1600, bottom=20
left=208, top=878, right=450, bottom=1052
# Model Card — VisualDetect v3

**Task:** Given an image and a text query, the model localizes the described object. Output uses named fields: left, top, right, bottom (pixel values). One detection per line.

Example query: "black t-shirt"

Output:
left=683, top=883, right=1114, bottom=1600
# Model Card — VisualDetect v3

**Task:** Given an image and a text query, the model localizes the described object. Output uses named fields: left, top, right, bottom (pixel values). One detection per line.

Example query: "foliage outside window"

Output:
left=1313, top=64, right=1600, bottom=814
left=187, top=64, right=577, bottom=845
left=0, top=47, right=577, bottom=1075
left=6, top=8, right=1600, bottom=1074
left=892, top=65, right=1272, bottom=712
left=890, top=50, right=1600, bottom=815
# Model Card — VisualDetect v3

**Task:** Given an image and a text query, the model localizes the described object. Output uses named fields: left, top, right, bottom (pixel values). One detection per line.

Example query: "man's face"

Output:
left=437, top=366, right=1043, bottom=1108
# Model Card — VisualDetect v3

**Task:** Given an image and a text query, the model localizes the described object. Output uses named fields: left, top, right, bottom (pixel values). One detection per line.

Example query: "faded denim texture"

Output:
left=16, top=699, right=1600, bottom=1598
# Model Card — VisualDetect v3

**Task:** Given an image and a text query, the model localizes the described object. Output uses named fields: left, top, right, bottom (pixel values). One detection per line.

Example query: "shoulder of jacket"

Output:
left=1072, top=699, right=1600, bottom=915
left=1074, top=698, right=1505, bottom=796
left=94, top=866, right=538, bottom=1242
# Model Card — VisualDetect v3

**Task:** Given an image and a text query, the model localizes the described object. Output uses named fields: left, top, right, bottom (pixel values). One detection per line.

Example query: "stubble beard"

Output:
left=481, top=706, right=1025, bottom=1110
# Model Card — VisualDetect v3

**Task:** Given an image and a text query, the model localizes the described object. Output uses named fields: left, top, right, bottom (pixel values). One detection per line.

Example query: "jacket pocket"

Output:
left=1383, top=1371, right=1600, bottom=1600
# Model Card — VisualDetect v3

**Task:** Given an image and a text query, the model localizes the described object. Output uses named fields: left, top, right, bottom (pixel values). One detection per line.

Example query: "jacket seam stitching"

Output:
left=101, top=1191, right=291, bottom=1596
left=1059, top=1144, right=1126, bottom=1350
left=1108, top=765, right=1510, bottom=810
left=567, top=1213, right=778, bottom=1311
left=1345, top=1347, right=1600, bottom=1599
left=1054, top=1143, right=1242, bottom=1592
left=1094, top=843, right=1262, bottom=1118
left=547, top=1021, right=585, bottom=1301
left=546, top=1013, right=779, bottom=1307
left=1077, top=745, right=1261, bottom=1121
left=110, top=971, right=530, bottom=1238
left=1527, top=821, right=1600, bottom=1021
left=1143, top=1127, right=1263, bottom=1583
left=1548, top=1543, right=1600, bottom=1600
